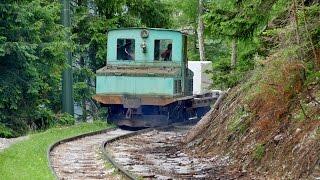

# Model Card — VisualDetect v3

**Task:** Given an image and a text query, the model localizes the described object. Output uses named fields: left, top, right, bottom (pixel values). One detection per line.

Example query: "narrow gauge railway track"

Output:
left=49, top=125, right=170, bottom=180
left=50, top=124, right=234, bottom=180
left=101, top=126, right=178, bottom=180
left=49, top=128, right=133, bottom=180
left=103, top=125, right=242, bottom=180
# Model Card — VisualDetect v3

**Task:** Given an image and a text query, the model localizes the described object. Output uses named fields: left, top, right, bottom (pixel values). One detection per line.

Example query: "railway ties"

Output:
left=50, top=129, right=131, bottom=180
left=104, top=125, right=240, bottom=179
left=50, top=124, right=240, bottom=179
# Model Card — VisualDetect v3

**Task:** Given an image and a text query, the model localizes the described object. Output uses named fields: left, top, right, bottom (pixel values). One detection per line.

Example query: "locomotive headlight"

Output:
left=140, top=29, right=149, bottom=53
left=140, top=29, right=149, bottom=38
left=141, top=41, right=147, bottom=53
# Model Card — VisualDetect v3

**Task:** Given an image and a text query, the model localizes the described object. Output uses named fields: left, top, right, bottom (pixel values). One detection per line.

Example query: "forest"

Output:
left=0, top=0, right=319, bottom=139
left=0, top=0, right=319, bottom=178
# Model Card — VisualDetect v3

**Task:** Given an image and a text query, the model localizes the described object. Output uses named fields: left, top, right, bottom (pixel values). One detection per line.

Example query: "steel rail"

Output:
left=47, top=127, right=118, bottom=179
left=101, top=124, right=190, bottom=180
left=101, top=127, right=158, bottom=180
left=47, top=126, right=159, bottom=179
left=48, top=122, right=192, bottom=179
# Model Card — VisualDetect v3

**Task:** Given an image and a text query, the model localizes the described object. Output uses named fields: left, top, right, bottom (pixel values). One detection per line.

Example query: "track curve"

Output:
left=49, top=124, right=203, bottom=179
left=49, top=128, right=132, bottom=180
left=102, top=124, right=240, bottom=179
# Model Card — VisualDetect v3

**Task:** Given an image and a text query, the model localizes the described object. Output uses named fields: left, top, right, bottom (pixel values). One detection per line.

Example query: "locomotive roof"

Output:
left=108, top=27, right=184, bottom=34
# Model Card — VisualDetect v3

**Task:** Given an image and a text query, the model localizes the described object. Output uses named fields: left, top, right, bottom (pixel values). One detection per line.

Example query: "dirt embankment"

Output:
left=185, top=58, right=320, bottom=179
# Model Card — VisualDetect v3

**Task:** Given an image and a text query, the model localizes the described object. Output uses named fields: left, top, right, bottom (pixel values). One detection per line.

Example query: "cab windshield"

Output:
left=154, top=39, right=172, bottom=61
left=117, top=39, right=135, bottom=60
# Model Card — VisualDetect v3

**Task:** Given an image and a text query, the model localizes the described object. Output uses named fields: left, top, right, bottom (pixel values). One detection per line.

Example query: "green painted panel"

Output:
left=107, top=29, right=183, bottom=64
left=96, top=75, right=174, bottom=95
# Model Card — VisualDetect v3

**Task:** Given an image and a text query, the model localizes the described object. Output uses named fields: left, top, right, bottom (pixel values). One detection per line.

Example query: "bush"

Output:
left=305, top=62, right=320, bottom=85
left=208, top=38, right=259, bottom=89
left=3, top=118, right=29, bottom=138
left=55, top=113, right=75, bottom=126
left=32, top=107, right=56, bottom=130
left=0, top=123, right=13, bottom=138
left=92, top=105, right=108, bottom=121
left=210, top=57, right=253, bottom=89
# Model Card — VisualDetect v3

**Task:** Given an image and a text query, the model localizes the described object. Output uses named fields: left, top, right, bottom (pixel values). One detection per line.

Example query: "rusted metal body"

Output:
left=93, top=94, right=194, bottom=106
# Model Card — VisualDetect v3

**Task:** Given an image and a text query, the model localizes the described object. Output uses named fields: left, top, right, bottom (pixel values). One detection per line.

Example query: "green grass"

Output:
left=253, top=143, right=265, bottom=161
left=0, top=121, right=112, bottom=180
left=227, top=107, right=250, bottom=134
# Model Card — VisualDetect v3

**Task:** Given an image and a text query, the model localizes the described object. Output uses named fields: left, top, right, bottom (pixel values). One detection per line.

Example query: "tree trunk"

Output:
left=301, top=0, right=319, bottom=70
left=79, top=56, right=88, bottom=121
left=197, top=0, right=206, bottom=61
left=194, top=30, right=198, bottom=55
left=184, top=90, right=229, bottom=143
left=231, top=38, right=237, bottom=68
left=81, top=99, right=87, bottom=121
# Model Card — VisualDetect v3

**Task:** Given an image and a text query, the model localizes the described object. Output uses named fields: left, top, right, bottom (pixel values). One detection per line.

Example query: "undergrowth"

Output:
left=227, top=107, right=250, bottom=134
left=253, top=143, right=265, bottom=161
left=245, top=57, right=304, bottom=134
left=188, top=1, right=320, bottom=178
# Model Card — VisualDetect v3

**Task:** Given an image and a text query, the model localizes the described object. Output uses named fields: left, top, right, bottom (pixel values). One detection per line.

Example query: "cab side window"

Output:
left=117, top=39, right=135, bottom=60
left=154, top=39, right=172, bottom=61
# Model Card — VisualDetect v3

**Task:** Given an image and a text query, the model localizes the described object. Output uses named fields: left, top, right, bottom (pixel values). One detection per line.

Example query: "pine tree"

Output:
left=0, top=0, right=66, bottom=136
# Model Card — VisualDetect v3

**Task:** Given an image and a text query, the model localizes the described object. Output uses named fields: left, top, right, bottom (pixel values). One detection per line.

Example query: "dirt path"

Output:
left=0, top=136, right=29, bottom=152
left=50, top=129, right=131, bottom=180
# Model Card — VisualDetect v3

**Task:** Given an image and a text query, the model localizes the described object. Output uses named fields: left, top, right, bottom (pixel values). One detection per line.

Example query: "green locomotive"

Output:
left=94, top=28, right=216, bottom=127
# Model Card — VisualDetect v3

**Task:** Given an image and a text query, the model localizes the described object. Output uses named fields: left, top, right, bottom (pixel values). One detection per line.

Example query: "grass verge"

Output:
left=0, top=121, right=112, bottom=180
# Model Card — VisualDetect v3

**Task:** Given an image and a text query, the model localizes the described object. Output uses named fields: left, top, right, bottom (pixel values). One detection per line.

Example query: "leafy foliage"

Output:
left=0, top=0, right=66, bottom=137
left=203, top=0, right=282, bottom=89
left=0, top=123, right=13, bottom=138
left=0, top=0, right=174, bottom=133
left=204, top=0, right=276, bottom=40
left=209, top=39, right=258, bottom=89
left=55, top=113, right=75, bottom=126
left=1, top=0, right=319, bottom=137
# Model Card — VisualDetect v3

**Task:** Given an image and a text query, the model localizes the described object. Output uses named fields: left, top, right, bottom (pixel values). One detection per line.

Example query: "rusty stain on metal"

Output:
left=93, top=94, right=177, bottom=106
left=93, top=95, right=123, bottom=104
left=96, top=65, right=180, bottom=77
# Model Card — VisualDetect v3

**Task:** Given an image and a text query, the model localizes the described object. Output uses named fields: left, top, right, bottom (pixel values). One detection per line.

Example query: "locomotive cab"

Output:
left=94, top=28, right=210, bottom=127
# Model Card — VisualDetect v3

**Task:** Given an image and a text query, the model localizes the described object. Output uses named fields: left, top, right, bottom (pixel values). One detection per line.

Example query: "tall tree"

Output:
left=168, top=0, right=215, bottom=61
left=197, top=0, right=206, bottom=61
left=0, top=0, right=66, bottom=136
left=205, top=0, right=277, bottom=67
